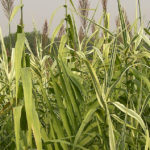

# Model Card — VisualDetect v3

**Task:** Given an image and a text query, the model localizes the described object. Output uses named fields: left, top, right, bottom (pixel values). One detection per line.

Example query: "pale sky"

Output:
left=0, top=0, right=150, bottom=36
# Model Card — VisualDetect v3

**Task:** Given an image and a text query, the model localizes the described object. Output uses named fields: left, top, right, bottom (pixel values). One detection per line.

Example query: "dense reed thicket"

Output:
left=0, top=0, right=150, bottom=149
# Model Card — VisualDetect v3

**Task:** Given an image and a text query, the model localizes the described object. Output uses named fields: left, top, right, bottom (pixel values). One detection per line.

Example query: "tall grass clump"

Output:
left=0, top=0, right=150, bottom=149
left=0, top=0, right=15, bottom=51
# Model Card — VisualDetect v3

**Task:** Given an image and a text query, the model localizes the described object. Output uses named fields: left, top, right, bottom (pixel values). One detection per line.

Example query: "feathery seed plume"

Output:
left=0, top=0, right=15, bottom=20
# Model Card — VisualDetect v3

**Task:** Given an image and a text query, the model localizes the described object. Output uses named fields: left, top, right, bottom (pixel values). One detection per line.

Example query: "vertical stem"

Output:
left=64, top=0, right=69, bottom=47
left=9, top=23, right=12, bottom=51
left=138, top=0, right=142, bottom=25
left=103, top=11, right=108, bottom=42
left=65, top=0, right=68, bottom=34
left=20, top=0, right=24, bottom=27
left=135, top=0, right=138, bottom=34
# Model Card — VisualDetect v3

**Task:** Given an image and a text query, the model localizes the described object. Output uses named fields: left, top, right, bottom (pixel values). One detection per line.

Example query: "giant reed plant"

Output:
left=0, top=0, right=150, bottom=149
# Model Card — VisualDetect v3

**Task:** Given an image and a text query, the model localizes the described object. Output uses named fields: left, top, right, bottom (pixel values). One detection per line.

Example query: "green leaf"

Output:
left=84, top=59, right=105, bottom=109
left=50, top=68, right=72, bottom=138
left=9, top=4, right=23, bottom=23
left=112, top=114, right=136, bottom=130
left=107, top=111, right=116, bottom=150
left=117, top=0, right=127, bottom=47
left=46, top=139, right=88, bottom=150
left=21, top=68, right=42, bottom=149
left=113, top=102, right=146, bottom=132
left=58, top=34, right=68, bottom=55
left=48, top=6, right=63, bottom=35
left=13, top=106, right=22, bottom=150
left=73, top=108, right=97, bottom=150
left=32, top=108, right=43, bottom=150
left=15, top=33, right=25, bottom=102
left=49, top=19, right=64, bottom=53
left=0, top=27, right=8, bottom=76
left=21, top=68, right=33, bottom=146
